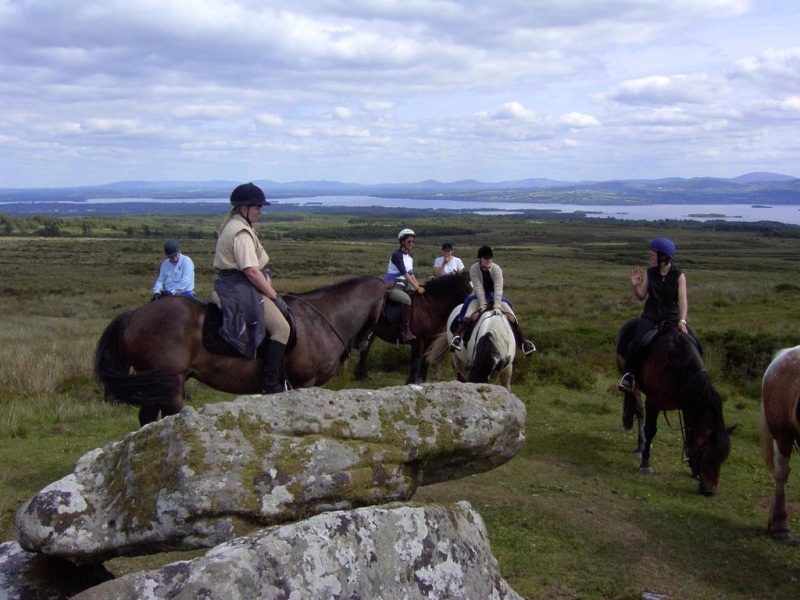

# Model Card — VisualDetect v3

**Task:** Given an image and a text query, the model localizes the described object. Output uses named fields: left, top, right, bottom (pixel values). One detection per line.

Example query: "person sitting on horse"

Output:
left=212, top=183, right=290, bottom=394
left=151, top=239, right=195, bottom=300
left=433, top=241, right=465, bottom=277
left=385, top=228, right=425, bottom=342
left=449, top=245, right=535, bottom=356
left=618, top=237, right=689, bottom=393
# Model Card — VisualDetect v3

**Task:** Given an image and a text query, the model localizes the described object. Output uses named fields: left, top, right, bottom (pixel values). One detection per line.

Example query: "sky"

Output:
left=1, top=0, right=799, bottom=188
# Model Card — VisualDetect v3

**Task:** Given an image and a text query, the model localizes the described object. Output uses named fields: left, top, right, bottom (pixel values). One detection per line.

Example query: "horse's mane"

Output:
left=290, top=275, right=382, bottom=298
left=667, top=329, right=730, bottom=457
left=423, top=271, right=471, bottom=298
left=467, top=315, right=514, bottom=383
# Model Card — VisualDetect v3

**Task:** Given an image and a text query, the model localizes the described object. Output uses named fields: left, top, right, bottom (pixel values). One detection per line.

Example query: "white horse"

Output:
left=425, top=305, right=516, bottom=390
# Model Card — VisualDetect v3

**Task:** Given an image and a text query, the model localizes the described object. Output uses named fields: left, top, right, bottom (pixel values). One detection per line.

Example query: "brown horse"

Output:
left=95, top=275, right=386, bottom=426
left=616, top=319, right=732, bottom=496
left=353, top=271, right=472, bottom=384
left=760, top=345, right=800, bottom=540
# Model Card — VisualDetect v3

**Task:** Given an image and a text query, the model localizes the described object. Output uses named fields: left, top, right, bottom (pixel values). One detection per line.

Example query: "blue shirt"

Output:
left=153, top=254, right=195, bottom=295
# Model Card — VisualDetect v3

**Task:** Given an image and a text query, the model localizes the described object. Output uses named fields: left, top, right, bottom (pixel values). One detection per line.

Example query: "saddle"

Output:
left=202, top=301, right=297, bottom=358
left=456, top=304, right=507, bottom=347
left=630, top=321, right=703, bottom=381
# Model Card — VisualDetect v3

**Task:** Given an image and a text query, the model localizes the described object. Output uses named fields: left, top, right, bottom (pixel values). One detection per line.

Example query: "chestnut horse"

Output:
left=760, top=345, right=800, bottom=540
left=425, top=305, right=516, bottom=390
left=353, top=271, right=472, bottom=384
left=95, top=275, right=386, bottom=426
left=616, top=319, right=732, bottom=495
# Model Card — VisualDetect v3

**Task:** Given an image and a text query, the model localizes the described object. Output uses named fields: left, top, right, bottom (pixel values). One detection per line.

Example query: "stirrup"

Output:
left=450, top=335, right=463, bottom=351
left=401, top=330, right=416, bottom=342
left=522, top=341, right=536, bottom=356
left=618, top=373, right=635, bottom=393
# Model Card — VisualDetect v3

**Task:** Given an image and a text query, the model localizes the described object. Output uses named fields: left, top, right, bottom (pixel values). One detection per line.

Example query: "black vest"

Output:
left=642, top=264, right=682, bottom=323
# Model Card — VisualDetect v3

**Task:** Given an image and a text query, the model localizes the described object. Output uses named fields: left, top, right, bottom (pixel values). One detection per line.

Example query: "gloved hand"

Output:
left=273, top=295, right=290, bottom=318
left=151, top=293, right=160, bottom=302
left=493, top=306, right=503, bottom=316
left=479, top=303, right=488, bottom=312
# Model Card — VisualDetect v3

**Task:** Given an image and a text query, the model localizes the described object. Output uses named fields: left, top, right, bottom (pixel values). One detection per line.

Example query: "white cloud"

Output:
left=0, top=0, right=798, bottom=186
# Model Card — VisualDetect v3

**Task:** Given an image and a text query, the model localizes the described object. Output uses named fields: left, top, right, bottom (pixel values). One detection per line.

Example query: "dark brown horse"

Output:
left=616, top=318, right=732, bottom=496
left=760, top=345, right=800, bottom=540
left=353, top=271, right=472, bottom=384
left=95, top=275, right=386, bottom=426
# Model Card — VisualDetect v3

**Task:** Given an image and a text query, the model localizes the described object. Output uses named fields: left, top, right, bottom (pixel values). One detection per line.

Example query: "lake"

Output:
left=13, top=195, right=800, bottom=226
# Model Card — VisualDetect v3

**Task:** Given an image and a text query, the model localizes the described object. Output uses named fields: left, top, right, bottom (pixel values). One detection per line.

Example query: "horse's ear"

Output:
left=726, top=424, right=738, bottom=436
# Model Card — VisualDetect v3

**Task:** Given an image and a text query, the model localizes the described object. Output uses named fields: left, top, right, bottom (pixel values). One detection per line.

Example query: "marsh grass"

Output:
left=2, top=215, right=800, bottom=598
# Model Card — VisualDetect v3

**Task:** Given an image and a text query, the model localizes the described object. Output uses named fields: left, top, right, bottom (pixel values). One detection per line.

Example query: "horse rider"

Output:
left=433, top=241, right=465, bottom=277
left=385, top=228, right=425, bottom=342
left=212, top=183, right=290, bottom=394
left=151, top=239, right=195, bottom=300
left=618, top=237, right=689, bottom=393
left=449, top=245, right=535, bottom=356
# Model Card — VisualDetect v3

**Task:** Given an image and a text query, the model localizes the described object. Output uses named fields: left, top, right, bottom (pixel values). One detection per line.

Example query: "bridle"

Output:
left=283, top=295, right=349, bottom=351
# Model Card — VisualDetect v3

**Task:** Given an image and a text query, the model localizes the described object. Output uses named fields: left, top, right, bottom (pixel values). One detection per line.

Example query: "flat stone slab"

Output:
left=15, top=382, right=525, bottom=563
left=72, top=502, right=523, bottom=600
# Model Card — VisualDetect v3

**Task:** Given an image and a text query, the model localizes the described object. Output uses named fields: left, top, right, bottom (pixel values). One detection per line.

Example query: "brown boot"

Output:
left=401, top=304, right=416, bottom=341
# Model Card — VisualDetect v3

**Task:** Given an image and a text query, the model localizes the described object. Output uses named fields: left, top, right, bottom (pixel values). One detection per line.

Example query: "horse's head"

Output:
left=423, top=271, right=472, bottom=304
left=685, top=384, right=732, bottom=496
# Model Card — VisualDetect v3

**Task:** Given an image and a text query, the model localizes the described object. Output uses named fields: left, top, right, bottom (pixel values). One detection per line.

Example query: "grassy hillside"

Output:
left=1, top=212, right=800, bottom=599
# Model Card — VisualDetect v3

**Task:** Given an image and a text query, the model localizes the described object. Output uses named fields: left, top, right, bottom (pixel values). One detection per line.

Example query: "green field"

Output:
left=2, top=211, right=800, bottom=599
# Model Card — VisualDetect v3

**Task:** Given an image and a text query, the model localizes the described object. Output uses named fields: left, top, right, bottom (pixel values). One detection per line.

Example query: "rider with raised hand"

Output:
left=385, top=228, right=425, bottom=342
left=433, top=241, right=465, bottom=277
left=618, top=237, right=689, bottom=393
left=449, top=245, right=535, bottom=356
left=151, top=239, right=195, bottom=300
left=212, top=183, right=290, bottom=394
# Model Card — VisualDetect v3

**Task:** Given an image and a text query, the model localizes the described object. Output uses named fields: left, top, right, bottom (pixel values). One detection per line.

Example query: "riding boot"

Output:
left=262, top=340, right=287, bottom=394
left=510, top=320, right=536, bottom=356
left=400, top=304, right=416, bottom=342
left=450, top=319, right=467, bottom=351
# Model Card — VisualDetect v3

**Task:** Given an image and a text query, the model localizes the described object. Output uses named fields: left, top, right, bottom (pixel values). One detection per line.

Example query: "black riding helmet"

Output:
left=230, top=183, right=271, bottom=207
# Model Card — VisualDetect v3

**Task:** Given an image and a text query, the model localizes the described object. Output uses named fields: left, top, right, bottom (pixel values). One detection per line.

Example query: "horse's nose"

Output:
left=698, top=481, right=717, bottom=496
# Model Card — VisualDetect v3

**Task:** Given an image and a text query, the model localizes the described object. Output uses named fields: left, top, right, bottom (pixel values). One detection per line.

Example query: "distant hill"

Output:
left=1, top=172, right=798, bottom=213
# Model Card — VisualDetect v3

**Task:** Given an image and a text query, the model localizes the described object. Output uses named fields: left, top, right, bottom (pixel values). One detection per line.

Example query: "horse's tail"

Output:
left=94, top=310, right=183, bottom=407
left=425, top=331, right=451, bottom=367
left=759, top=400, right=776, bottom=473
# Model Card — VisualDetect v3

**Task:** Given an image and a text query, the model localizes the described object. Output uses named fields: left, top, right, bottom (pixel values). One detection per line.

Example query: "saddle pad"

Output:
left=202, top=302, right=298, bottom=357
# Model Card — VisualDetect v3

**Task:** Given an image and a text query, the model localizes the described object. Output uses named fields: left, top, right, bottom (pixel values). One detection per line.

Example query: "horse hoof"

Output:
left=769, top=524, right=792, bottom=542
left=638, top=467, right=654, bottom=475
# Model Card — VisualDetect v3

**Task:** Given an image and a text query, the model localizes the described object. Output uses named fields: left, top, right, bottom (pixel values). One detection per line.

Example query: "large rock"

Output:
left=72, top=502, right=523, bottom=600
left=0, top=541, right=113, bottom=600
left=16, top=383, right=525, bottom=562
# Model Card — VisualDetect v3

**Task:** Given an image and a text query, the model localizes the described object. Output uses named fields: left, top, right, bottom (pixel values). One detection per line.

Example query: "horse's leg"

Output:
left=406, top=339, right=425, bottom=384
left=622, top=389, right=646, bottom=457
left=639, top=404, right=658, bottom=474
left=768, top=439, right=793, bottom=540
left=353, top=335, right=375, bottom=381
left=499, top=365, right=512, bottom=391
left=138, top=405, right=160, bottom=427
left=139, top=377, right=186, bottom=426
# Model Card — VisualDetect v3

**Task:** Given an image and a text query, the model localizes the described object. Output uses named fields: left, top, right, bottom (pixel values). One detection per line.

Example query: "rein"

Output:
left=663, top=368, right=712, bottom=465
left=284, top=295, right=349, bottom=351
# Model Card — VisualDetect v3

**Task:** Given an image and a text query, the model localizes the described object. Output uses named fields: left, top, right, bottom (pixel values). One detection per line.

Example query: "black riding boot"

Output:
left=262, top=340, right=287, bottom=394
left=401, top=304, right=416, bottom=341
left=450, top=318, right=467, bottom=351
left=509, top=320, right=536, bottom=356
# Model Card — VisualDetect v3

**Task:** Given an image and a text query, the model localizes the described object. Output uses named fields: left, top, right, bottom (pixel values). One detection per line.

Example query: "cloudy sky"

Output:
left=1, top=0, right=798, bottom=188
